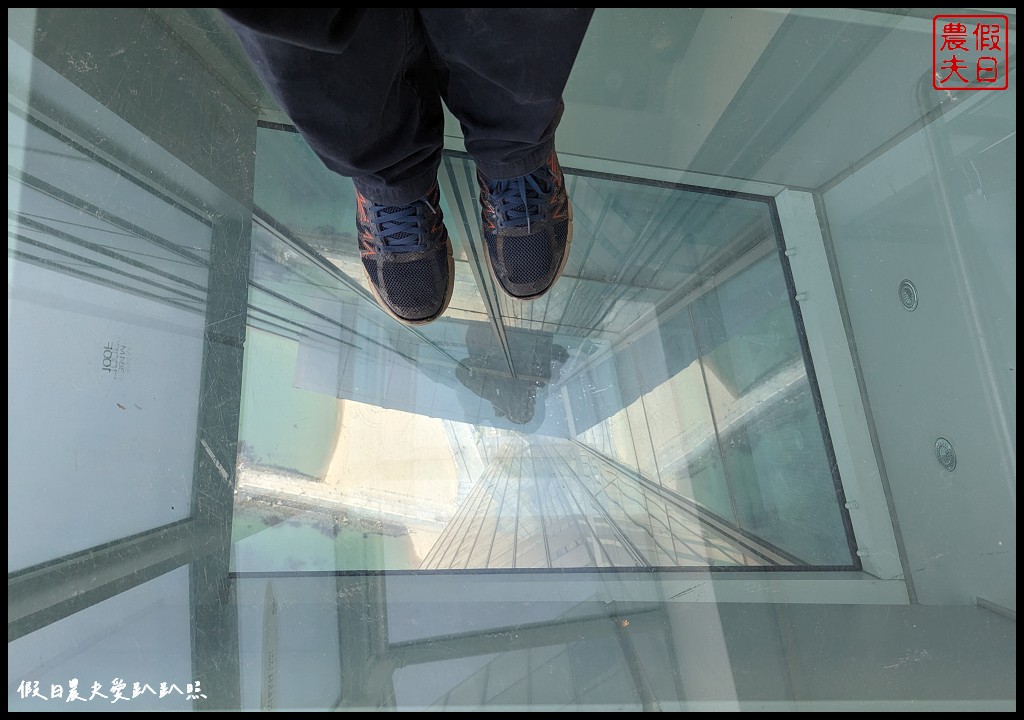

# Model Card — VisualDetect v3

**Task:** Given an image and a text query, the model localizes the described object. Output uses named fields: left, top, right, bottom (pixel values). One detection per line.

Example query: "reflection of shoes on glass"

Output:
left=356, top=183, right=454, bottom=325
left=478, top=150, right=572, bottom=300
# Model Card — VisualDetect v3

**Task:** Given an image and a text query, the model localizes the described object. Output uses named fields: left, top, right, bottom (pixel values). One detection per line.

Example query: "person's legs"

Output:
left=221, top=9, right=594, bottom=317
left=221, top=9, right=455, bottom=324
left=418, top=9, right=593, bottom=300
left=221, top=8, right=446, bottom=205
left=417, top=8, right=593, bottom=180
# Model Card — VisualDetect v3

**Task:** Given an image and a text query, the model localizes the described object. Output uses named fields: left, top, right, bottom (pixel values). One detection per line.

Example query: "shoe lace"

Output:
left=488, top=167, right=554, bottom=234
left=370, top=197, right=435, bottom=253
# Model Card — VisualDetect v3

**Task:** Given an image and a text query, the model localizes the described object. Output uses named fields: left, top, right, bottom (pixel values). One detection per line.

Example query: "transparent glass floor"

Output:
left=234, top=131, right=855, bottom=573
left=8, top=7, right=1016, bottom=711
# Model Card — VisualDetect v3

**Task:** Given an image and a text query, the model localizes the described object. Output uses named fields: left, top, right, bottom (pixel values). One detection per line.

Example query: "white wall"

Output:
left=822, top=85, right=1016, bottom=608
left=8, top=262, right=205, bottom=570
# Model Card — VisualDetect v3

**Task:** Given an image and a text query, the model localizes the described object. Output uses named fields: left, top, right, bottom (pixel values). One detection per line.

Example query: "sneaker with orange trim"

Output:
left=356, top=183, right=454, bottom=325
left=477, top=151, right=572, bottom=300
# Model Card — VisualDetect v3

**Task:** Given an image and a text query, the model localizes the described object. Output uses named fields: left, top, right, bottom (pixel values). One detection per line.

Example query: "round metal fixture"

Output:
left=935, top=437, right=956, bottom=471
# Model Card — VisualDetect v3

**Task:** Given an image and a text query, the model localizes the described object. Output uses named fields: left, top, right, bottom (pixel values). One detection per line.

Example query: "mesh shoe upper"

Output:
left=478, top=151, right=572, bottom=300
left=357, top=184, right=454, bottom=325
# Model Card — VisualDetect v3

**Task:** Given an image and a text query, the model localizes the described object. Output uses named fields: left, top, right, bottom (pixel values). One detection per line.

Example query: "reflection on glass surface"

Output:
left=233, top=136, right=855, bottom=571
left=7, top=7, right=1016, bottom=712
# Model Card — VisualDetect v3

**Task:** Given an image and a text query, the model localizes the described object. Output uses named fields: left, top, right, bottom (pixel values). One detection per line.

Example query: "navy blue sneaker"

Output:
left=356, top=184, right=454, bottom=325
left=478, top=151, right=572, bottom=300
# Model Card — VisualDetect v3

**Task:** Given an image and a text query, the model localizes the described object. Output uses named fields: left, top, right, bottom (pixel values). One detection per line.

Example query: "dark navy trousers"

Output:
left=221, top=9, right=594, bottom=205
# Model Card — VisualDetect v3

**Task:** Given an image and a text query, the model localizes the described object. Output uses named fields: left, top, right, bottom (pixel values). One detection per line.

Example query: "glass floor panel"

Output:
left=8, top=7, right=1015, bottom=712
left=232, top=128, right=855, bottom=572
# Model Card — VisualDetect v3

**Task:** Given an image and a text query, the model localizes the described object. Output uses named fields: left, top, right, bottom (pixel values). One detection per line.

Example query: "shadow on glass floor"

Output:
left=231, top=126, right=857, bottom=573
